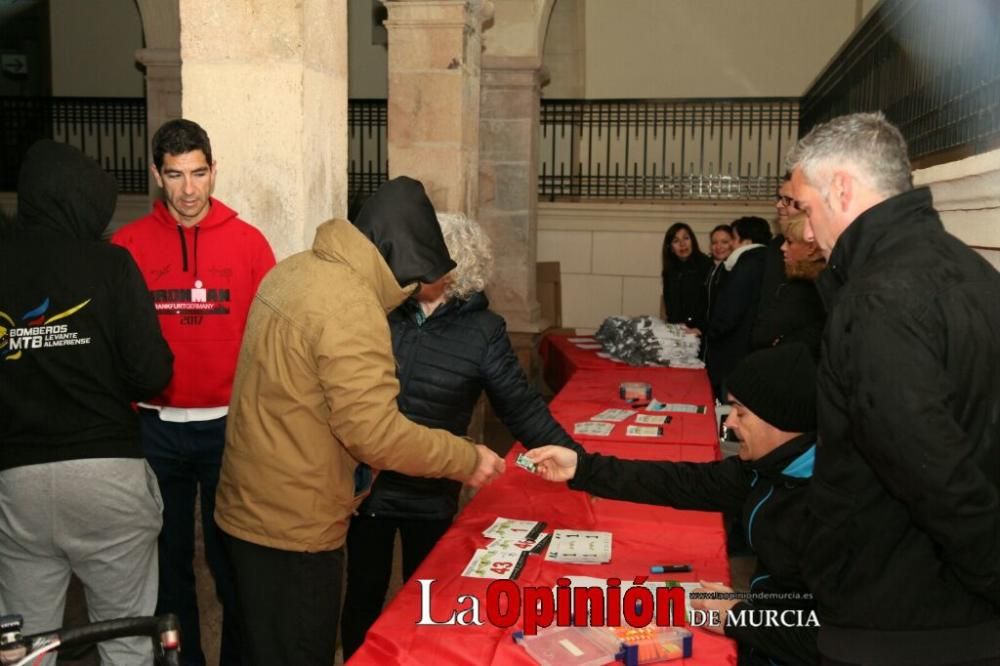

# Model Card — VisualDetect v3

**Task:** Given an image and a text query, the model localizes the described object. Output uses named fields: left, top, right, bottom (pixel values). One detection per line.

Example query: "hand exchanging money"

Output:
left=524, top=445, right=580, bottom=482
left=466, top=444, right=506, bottom=488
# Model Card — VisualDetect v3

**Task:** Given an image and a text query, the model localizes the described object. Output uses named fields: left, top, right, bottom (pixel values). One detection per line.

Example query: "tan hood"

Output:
left=311, top=219, right=416, bottom=314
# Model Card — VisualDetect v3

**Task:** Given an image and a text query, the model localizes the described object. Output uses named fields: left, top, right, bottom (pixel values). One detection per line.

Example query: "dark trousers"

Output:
left=139, top=410, right=241, bottom=666
left=341, top=515, right=452, bottom=659
left=224, top=533, right=344, bottom=666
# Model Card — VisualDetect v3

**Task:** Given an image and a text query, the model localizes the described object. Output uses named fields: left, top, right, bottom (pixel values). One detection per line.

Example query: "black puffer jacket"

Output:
left=750, top=237, right=825, bottom=358
left=571, top=433, right=819, bottom=666
left=806, top=187, right=1000, bottom=664
left=357, top=292, right=581, bottom=520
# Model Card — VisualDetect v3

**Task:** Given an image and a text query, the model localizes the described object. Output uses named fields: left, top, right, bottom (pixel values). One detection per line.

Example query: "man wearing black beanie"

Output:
left=528, top=343, right=820, bottom=666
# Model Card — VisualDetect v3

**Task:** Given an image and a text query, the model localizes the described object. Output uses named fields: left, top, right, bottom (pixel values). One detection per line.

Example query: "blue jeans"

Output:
left=139, top=410, right=241, bottom=666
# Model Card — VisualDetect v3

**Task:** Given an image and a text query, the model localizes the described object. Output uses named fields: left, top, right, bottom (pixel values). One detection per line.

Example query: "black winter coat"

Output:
left=750, top=237, right=825, bottom=358
left=357, top=292, right=580, bottom=520
left=571, top=433, right=819, bottom=666
left=807, top=187, right=1000, bottom=664
left=704, top=245, right=767, bottom=397
left=0, top=141, right=173, bottom=471
left=662, top=253, right=713, bottom=330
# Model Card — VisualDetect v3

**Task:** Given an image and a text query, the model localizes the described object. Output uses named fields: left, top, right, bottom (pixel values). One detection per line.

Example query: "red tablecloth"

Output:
left=349, top=336, right=736, bottom=665
left=538, top=334, right=623, bottom=393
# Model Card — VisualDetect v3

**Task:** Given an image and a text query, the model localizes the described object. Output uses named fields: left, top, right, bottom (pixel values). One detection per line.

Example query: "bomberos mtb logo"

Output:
left=0, top=297, right=92, bottom=361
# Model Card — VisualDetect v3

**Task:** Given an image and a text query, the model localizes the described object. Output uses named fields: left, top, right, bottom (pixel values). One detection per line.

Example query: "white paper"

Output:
left=461, top=548, right=526, bottom=579
left=482, top=517, right=545, bottom=540
left=544, top=529, right=612, bottom=564
left=590, top=408, right=636, bottom=422
left=647, top=399, right=707, bottom=414
left=573, top=421, right=614, bottom=436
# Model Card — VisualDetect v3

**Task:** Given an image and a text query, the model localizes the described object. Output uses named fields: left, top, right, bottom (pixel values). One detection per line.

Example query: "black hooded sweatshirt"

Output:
left=351, top=176, right=457, bottom=287
left=0, top=140, right=173, bottom=471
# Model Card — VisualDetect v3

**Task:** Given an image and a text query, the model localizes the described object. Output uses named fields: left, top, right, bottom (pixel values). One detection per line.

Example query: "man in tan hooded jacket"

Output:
left=215, top=177, right=505, bottom=666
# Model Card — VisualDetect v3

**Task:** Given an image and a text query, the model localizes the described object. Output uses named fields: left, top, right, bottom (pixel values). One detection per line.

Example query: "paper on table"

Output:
left=482, top=517, right=546, bottom=540
left=591, top=408, right=636, bottom=422
left=574, top=421, right=614, bottom=436
left=647, top=399, right=707, bottom=414
left=485, top=533, right=551, bottom=555
left=461, top=548, right=527, bottom=579
left=626, top=424, right=663, bottom=437
left=544, top=529, right=612, bottom=564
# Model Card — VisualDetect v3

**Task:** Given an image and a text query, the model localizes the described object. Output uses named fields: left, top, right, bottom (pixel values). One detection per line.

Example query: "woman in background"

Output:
left=762, top=212, right=827, bottom=357
left=661, top=222, right=713, bottom=330
left=340, top=213, right=582, bottom=659
left=705, top=224, right=736, bottom=326
left=703, top=216, right=771, bottom=399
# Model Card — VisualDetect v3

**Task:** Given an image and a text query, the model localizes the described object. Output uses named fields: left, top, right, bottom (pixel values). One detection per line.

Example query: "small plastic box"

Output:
left=619, top=382, right=653, bottom=406
left=515, top=625, right=692, bottom=666
left=514, top=626, right=619, bottom=666
left=592, top=626, right=693, bottom=664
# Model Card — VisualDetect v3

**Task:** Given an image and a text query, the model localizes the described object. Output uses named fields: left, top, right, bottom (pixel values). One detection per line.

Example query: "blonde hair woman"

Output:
left=781, top=213, right=826, bottom=281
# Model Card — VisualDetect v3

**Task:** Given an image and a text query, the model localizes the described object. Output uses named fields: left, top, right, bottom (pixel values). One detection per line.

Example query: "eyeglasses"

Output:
left=775, top=192, right=798, bottom=208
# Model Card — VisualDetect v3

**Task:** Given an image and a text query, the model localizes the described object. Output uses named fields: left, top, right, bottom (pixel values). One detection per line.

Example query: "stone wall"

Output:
left=179, top=0, right=349, bottom=259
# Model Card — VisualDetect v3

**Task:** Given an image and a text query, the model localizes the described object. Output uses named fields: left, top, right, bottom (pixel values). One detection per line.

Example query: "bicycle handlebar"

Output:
left=0, top=613, right=181, bottom=666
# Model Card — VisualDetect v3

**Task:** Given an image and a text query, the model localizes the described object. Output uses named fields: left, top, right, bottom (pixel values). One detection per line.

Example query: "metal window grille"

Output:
left=538, top=98, right=800, bottom=201
left=0, top=96, right=147, bottom=193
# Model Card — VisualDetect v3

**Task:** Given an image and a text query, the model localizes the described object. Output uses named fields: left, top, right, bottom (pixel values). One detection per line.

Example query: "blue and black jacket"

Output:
left=571, top=432, right=818, bottom=666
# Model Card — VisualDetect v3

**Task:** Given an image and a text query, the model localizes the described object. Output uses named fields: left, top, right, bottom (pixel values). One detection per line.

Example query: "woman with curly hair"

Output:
left=340, top=213, right=582, bottom=659
left=661, top=222, right=713, bottom=330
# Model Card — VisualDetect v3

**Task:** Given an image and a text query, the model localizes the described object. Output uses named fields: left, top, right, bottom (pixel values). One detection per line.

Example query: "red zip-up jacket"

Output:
left=112, top=198, right=275, bottom=408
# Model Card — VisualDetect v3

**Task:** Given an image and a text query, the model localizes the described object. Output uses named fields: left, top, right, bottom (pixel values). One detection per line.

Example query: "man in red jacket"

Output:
left=112, top=119, right=275, bottom=666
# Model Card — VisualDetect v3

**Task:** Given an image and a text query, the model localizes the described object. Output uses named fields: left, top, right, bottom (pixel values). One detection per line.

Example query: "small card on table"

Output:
left=462, top=548, right=527, bottom=579
left=482, top=517, right=546, bottom=541
left=574, top=421, right=614, bottom=436
left=591, top=408, right=636, bottom=422
left=626, top=424, right=663, bottom=437
left=544, top=529, right=613, bottom=564
left=647, top=400, right=707, bottom=414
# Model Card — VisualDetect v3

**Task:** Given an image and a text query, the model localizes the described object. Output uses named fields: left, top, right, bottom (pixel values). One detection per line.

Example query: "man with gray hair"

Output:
left=787, top=112, right=1000, bottom=665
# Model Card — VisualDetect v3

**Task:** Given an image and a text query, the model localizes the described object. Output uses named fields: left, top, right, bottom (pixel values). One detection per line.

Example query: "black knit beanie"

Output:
left=726, top=343, right=817, bottom=433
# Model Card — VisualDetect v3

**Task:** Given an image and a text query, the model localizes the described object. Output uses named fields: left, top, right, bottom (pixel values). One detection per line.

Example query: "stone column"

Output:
left=134, top=0, right=181, bottom=200
left=177, top=0, right=348, bottom=259
left=382, top=0, right=484, bottom=215
left=134, top=48, right=181, bottom=172
left=479, top=56, right=545, bottom=345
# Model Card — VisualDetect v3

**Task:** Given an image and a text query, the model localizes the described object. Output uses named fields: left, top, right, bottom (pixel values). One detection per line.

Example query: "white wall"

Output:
left=915, top=148, right=1000, bottom=271
left=537, top=199, right=776, bottom=331
left=49, top=0, right=144, bottom=97
left=542, top=0, right=877, bottom=99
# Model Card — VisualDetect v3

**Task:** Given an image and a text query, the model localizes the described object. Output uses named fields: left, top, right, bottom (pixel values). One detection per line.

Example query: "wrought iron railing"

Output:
left=800, top=0, right=1000, bottom=165
left=0, top=96, right=147, bottom=193
left=539, top=98, right=799, bottom=201
left=348, top=99, right=388, bottom=209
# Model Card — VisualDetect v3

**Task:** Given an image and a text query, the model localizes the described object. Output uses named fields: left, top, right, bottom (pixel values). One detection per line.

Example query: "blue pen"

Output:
left=650, top=564, right=692, bottom=573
